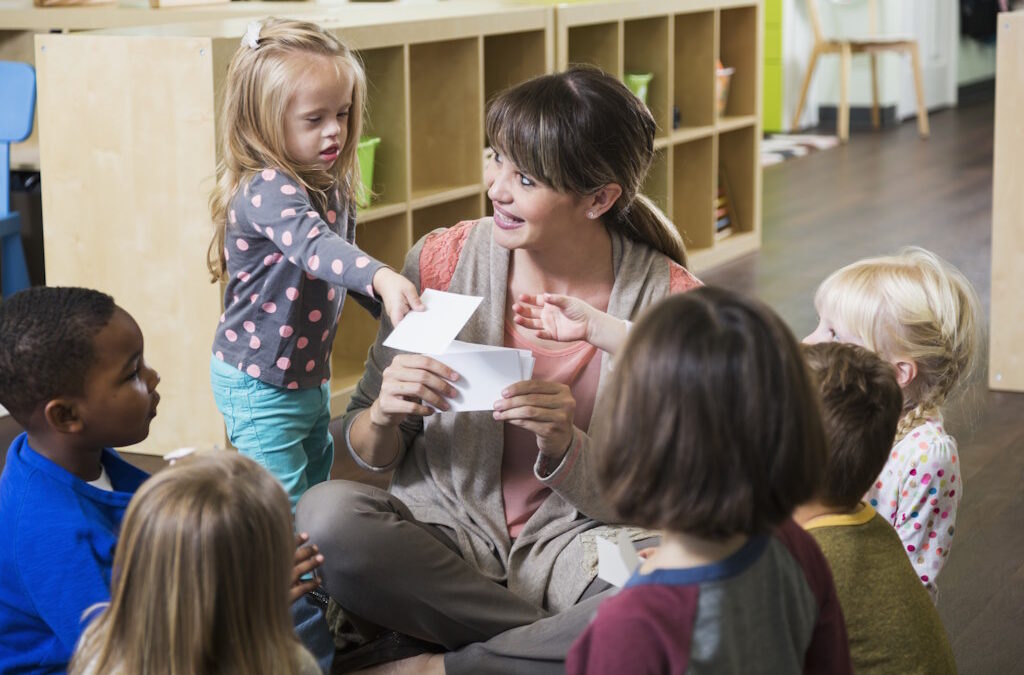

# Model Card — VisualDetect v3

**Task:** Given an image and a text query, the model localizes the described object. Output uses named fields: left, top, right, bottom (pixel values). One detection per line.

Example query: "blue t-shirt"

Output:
left=0, top=433, right=148, bottom=673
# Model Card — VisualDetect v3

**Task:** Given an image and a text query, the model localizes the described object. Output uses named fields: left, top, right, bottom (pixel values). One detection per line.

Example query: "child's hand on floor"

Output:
left=290, top=532, right=325, bottom=604
left=512, top=293, right=629, bottom=355
left=373, top=268, right=425, bottom=328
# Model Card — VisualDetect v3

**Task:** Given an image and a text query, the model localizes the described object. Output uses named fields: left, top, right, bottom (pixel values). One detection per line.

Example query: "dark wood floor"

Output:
left=0, top=88, right=1017, bottom=674
left=703, top=91, right=1024, bottom=675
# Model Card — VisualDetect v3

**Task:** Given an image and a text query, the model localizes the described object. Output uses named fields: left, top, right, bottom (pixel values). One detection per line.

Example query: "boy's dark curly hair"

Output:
left=0, top=287, right=116, bottom=424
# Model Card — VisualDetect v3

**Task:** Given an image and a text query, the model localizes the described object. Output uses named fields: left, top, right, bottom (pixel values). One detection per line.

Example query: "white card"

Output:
left=432, top=348, right=525, bottom=412
left=383, top=289, right=483, bottom=355
left=596, top=530, right=641, bottom=588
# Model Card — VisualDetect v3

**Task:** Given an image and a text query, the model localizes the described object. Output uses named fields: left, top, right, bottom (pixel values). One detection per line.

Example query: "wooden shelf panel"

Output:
left=412, top=193, right=484, bottom=245
left=360, top=45, right=407, bottom=206
left=671, top=136, right=715, bottom=251
left=719, top=5, right=758, bottom=118
left=624, top=16, right=671, bottom=135
left=409, top=37, right=482, bottom=195
left=717, top=125, right=756, bottom=235
left=484, top=29, right=549, bottom=109
left=716, top=114, right=757, bottom=132
left=410, top=183, right=483, bottom=210
left=673, top=11, right=715, bottom=129
left=687, top=229, right=759, bottom=273
left=358, top=202, right=407, bottom=224
left=671, top=125, right=715, bottom=144
left=566, top=21, right=620, bottom=76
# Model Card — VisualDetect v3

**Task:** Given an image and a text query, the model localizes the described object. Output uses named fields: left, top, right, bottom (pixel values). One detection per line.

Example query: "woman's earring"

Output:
left=587, top=211, right=595, bottom=219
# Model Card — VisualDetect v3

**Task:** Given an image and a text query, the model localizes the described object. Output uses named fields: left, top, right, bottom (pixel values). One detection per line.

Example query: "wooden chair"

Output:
left=791, top=0, right=929, bottom=142
left=0, top=61, right=35, bottom=298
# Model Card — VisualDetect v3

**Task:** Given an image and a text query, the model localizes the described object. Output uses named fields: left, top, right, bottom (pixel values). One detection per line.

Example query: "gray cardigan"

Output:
left=342, top=218, right=681, bottom=611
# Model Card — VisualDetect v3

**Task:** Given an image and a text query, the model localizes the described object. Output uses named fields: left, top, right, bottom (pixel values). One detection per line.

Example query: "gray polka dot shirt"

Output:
left=212, top=169, right=383, bottom=389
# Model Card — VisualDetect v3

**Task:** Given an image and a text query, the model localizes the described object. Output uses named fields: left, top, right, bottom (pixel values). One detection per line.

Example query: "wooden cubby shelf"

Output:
left=556, top=0, right=762, bottom=274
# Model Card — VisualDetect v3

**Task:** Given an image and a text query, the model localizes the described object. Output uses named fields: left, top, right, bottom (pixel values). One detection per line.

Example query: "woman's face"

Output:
left=485, top=151, right=588, bottom=252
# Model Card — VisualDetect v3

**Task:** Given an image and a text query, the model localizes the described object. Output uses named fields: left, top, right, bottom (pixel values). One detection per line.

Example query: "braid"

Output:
left=893, top=403, right=937, bottom=444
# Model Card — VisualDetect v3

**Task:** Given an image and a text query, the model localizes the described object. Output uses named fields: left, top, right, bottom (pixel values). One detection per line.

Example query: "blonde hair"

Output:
left=69, top=452, right=305, bottom=675
left=814, top=247, right=981, bottom=442
left=207, top=18, right=366, bottom=282
left=485, top=65, right=687, bottom=267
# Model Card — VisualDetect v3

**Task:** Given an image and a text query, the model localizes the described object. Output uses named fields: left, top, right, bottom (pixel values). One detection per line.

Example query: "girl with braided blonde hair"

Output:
left=804, top=247, right=981, bottom=601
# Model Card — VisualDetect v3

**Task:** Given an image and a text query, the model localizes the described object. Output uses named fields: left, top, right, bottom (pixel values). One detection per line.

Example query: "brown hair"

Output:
left=69, top=452, right=306, bottom=675
left=485, top=65, right=687, bottom=267
left=208, top=18, right=366, bottom=282
left=600, top=287, right=826, bottom=539
left=803, top=342, right=904, bottom=510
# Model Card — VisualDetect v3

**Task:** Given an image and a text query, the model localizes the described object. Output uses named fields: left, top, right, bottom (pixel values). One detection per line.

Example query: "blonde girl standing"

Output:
left=69, top=452, right=321, bottom=675
left=804, top=247, right=981, bottom=599
left=207, top=19, right=422, bottom=508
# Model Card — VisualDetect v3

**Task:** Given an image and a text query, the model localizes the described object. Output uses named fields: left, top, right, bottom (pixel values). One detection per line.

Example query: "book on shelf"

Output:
left=714, top=168, right=737, bottom=241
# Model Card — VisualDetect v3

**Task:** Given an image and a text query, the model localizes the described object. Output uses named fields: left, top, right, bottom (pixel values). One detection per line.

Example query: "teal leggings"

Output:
left=210, top=355, right=334, bottom=510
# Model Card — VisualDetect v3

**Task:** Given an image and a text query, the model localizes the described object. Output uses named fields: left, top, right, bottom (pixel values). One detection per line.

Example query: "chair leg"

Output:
left=838, top=44, right=851, bottom=143
left=791, top=46, right=819, bottom=132
left=909, top=43, right=930, bottom=139
left=870, top=53, right=880, bottom=130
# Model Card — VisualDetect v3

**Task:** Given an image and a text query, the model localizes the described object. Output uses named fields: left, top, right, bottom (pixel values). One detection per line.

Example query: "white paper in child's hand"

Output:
left=596, top=530, right=641, bottom=588
left=383, top=289, right=483, bottom=355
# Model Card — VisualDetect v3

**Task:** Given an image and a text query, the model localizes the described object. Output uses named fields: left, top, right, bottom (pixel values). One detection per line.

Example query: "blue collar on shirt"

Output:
left=11, top=433, right=149, bottom=503
left=624, top=534, right=770, bottom=588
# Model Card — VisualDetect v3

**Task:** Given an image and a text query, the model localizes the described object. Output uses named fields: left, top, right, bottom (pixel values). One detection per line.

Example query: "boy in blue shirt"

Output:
left=0, top=287, right=159, bottom=673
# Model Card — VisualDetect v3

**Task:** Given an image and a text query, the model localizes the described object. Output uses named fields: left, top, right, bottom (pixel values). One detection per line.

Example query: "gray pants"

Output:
left=295, top=480, right=612, bottom=674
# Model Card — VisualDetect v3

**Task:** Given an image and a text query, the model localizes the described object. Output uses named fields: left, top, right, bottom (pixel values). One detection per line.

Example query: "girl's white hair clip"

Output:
left=242, top=21, right=262, bottom=50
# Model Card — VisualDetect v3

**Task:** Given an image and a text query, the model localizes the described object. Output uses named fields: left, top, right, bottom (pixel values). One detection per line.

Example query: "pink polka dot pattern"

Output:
left=864, top=418, right=961, bottom=596
left=215, top=170, right=384, bottom=390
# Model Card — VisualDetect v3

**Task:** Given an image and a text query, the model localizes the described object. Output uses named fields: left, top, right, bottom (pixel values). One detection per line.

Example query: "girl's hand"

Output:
left=493, top=380, right=576, bottom=461
left=512, top=293, right=595, bottom=343
left=371, top=354, right=460, bottom=428
left=372, top=268, right=425, bottom=328
left=512, top=293, right=628, bottom=355
left=290, top=532, right=324, bottom=604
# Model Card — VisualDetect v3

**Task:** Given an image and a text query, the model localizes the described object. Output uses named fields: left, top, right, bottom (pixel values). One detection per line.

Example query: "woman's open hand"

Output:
left=370, top=354, right=460, bottom=428
left=512, top=293, right=594, bottom=343
left=493, top=380, right=576, bottom=462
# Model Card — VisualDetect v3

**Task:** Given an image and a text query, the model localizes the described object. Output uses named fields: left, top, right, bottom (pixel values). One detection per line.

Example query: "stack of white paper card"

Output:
left=597, top=530, right=641, bottom=587
left=383, top=289, right=535, bottom=412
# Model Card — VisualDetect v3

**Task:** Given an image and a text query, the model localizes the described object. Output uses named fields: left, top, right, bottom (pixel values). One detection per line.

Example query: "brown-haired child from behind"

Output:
left=795, top=342, right=956, bottom=675
left=566, top=287, right=852, bottom=675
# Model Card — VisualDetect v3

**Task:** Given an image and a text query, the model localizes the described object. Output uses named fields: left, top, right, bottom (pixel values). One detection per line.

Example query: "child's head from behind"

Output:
left=71, top=452, right=299, bottom=674
left=803, top=342, right=903, bottom=511
left=600, top=287, right=826, bottom=539
left=484, top=65, right=687, bottom=266
left=0, top=287, right=159, bottom=447
left=806, top=247, right=980, bottom=434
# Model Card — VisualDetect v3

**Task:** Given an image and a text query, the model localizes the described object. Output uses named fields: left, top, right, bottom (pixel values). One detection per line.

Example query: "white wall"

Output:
left=958, top=36, right=997, bottom=84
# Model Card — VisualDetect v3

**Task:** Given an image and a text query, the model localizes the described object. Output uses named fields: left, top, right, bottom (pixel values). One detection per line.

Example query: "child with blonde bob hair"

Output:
left=206, top=18, right=421, bottom=508
left=804, top=247, right=981, bottom=599
left=69, top=451, right=321, bottom=675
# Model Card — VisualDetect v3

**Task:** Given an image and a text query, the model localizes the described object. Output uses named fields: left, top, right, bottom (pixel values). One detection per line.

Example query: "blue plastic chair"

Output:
left=0, top=61, right=35, bottom=298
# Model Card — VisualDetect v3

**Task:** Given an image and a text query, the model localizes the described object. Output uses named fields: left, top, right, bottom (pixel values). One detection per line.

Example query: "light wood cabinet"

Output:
left=34, top=5, right=554, bottom=455
left=555, top=0, right=762, bottom=273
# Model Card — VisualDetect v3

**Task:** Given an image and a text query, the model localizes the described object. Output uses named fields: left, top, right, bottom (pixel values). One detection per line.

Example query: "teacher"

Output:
left=297, top=65, right=700, bottom=673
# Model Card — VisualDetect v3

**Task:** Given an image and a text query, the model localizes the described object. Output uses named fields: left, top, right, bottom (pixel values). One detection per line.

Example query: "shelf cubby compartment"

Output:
left=717, top=125, right=756, bottom=236
left=671, top=137, right=715, bottom=252
left=673, top=11, right=715, bottom=130
left=567, top=22, right=620, bottom=77
left=412, top=194, right=484, bottom=245
left=719, top=5, right=758, bottom=118
left=484, top=30, right=549, bottom=108
left=330, top=213, right=410, bottom=392
left=624, top=17, right=671, bottom=137
left=641, top=147, right=670, bottom=216
left=409, top=38, right=482, bottom=201
left=359, top=46, right=407, bottom=209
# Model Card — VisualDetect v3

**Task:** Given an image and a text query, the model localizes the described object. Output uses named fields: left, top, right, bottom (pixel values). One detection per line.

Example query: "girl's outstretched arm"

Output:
left=512, top=293, right=629, bottom=355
